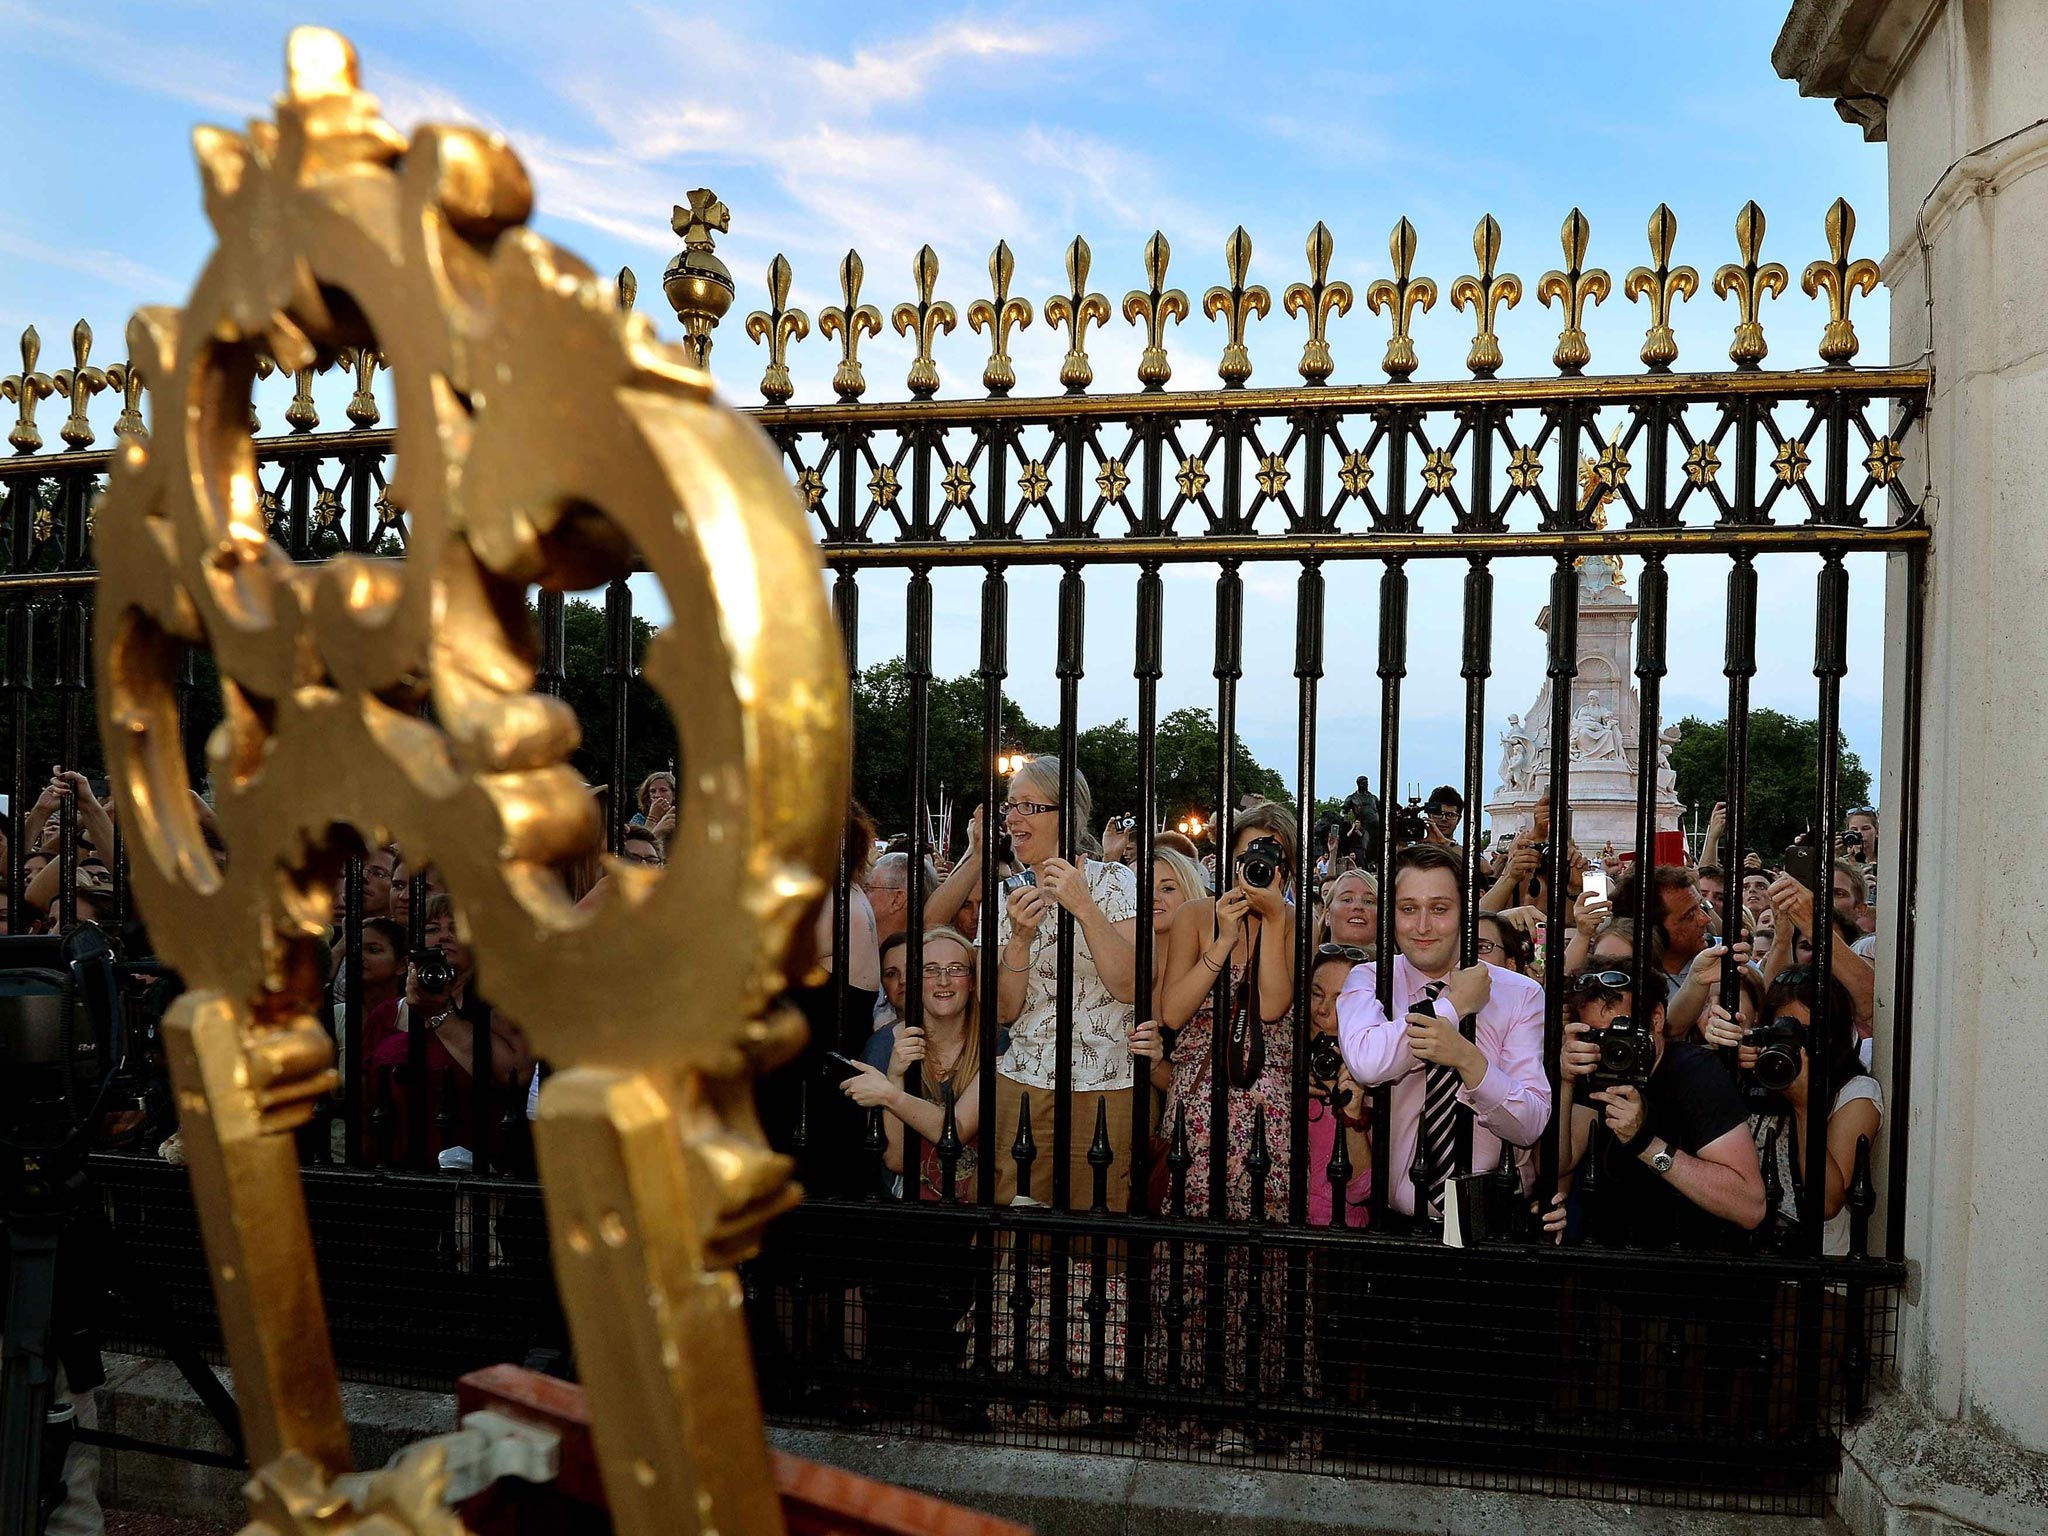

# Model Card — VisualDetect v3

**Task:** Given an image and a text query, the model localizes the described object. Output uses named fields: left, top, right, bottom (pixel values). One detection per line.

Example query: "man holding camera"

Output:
left=1336, top=844, right=1550, bottom=1230
left=1547, top=968, right=1765, bottom=1249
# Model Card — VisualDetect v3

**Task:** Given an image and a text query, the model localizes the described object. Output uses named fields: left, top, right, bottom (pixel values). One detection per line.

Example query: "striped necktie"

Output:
left=1415, top=980, right=1459, bottom=1219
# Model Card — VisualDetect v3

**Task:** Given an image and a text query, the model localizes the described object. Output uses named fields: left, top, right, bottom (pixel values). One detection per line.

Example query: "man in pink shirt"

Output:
left=1336, top=843, right=1551, bottom=1230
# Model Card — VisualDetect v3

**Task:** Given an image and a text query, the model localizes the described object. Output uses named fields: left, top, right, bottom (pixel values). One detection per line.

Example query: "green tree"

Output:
left=849, top=660, right=1051, bottom=836
left=1152, top=706, right=1290, bottom=823
left=1668, top=709, right=1871, bottom=861
left=552, top=596, right=672, bottom=794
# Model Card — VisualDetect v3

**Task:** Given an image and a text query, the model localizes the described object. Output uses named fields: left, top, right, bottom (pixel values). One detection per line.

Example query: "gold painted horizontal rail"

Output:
left=751, top=366, right=1930, bottom=430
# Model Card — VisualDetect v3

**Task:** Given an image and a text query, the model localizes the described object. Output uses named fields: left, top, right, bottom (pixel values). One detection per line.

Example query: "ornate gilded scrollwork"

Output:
left=93, top=28, right=846, bottom=1536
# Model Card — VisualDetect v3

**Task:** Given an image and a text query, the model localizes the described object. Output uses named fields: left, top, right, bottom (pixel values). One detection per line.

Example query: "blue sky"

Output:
left=1, top=1, right=1896, bottom=826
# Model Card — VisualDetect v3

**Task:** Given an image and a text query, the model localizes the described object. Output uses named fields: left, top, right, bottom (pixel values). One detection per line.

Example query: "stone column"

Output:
left=1779, top=4, right=2048, bottom=1530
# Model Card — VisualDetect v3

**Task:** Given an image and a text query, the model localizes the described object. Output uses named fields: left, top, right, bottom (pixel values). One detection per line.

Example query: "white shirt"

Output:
left=995, top=858, right=1139, bottom=1092
left=1335, top=954, right=1552, bottom=1217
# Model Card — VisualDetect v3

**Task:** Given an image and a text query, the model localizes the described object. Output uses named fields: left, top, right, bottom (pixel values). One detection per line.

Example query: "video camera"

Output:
left=1390, top=796, right=1428, bottom=848
left=0, top=926, right=131, bottom=1172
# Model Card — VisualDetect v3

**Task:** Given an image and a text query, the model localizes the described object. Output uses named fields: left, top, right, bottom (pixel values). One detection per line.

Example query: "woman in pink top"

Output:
left=1306, top=947, right=1373, bottom=1226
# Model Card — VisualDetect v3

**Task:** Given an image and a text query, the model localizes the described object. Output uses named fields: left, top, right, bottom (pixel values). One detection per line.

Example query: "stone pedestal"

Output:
left=1486, top=573, right=1681, bottom=855
left=1781, top=1, right=2048, bottom=1529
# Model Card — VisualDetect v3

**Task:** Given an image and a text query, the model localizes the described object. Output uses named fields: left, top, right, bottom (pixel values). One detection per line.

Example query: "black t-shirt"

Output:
left=1580, top=1041, right=1752, bottom=1251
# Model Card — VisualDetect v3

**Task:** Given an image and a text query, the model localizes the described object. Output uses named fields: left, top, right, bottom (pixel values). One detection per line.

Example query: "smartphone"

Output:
left=1582, top=868, right=1609, bottom=903
left=1783, top=844, right=1821, bottom=892
left=820, top=1051, right=867, bottom=1087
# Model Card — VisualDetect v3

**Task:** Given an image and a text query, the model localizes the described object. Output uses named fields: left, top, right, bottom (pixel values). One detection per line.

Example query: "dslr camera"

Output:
left=1238, top=835, right=1286, bottom=889
left=1743, top=1016, right=1807, bottom=1092
left=1586, top=1013, right=1656, bottom=1091
left=410, top=946, right=456, bottom=996
left=1306, top=1031, right=1344, bottom=1088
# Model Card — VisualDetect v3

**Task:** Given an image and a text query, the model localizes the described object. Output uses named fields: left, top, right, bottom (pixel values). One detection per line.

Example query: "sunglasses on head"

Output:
left=1568, top=968, right=1634, bottom=995
left=1317, top=943, right=1370, bottom=963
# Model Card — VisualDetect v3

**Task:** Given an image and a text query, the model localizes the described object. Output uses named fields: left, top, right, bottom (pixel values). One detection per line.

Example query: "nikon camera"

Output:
left=1743, top=1016, right=1807, bottom=1093
left=1586, top=1012, right=1657, bottom=1092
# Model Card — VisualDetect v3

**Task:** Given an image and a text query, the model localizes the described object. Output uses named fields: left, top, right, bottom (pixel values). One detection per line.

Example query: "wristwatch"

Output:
left=1648, top=1140, right=1676, bottom=1176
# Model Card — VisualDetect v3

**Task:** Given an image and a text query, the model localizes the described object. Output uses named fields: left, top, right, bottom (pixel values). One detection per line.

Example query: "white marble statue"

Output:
left=1499, top=714, right=1532, bottom=794
left=1655, top=722, right=1681, bottom=798
left=1570, top=693, right=1627, bottom=762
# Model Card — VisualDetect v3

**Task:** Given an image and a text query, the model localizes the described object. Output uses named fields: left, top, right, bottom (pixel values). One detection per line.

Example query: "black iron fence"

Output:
left=9, top=198, right=1923, bottom=1513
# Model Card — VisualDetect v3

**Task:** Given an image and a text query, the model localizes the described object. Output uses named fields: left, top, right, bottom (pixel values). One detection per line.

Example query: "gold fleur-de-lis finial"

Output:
left=819, top=249, right=884, bottom=402
left=1449, top=216, right=1522, bottom=379
left=1802, top=197, right=1880, bottom=367
left=1203, top=225, right=1272, bottom=387
left=51, top=319, right=110, bottom=449
left=745, top=253, right=811, bottom=404
left=967, top=240, right=1033, bottom=398
left=105, top=352, right=147, bottom=443
left=1624, top=204, right=1699, bottom=373
left=891, top=244, right=958, bottom=400
left=1712, top=200, right=1789, bottom=369
left=1285, top=221, right=1357, bottom=384
left=1362, top=218, right=1436, bottom=383
left=336, top=345, right=383, bottom=426
left=617, top=266, right=638, bottom=313
left=284, top=365, right=320, bottom=431
left=2, top=325, right=55, bottom=454
left=249, top=352, right=276, bottom=435
left=1123, top=231, right=1188, bottom=391
left=1044, top=235, right=1112, bottom=394
left=1537, top=208, right=1611, bottom=375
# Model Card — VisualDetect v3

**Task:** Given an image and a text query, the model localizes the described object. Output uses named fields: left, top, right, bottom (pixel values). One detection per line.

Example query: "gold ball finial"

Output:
left=664, top=188, right=734, bottom=370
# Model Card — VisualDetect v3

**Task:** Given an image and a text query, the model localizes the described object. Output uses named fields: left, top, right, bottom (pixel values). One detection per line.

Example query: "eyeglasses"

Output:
left=619, top=847, right=664, bottom=866
left=999, top=799, right=1058, bottom=820
left=1316, top=943, right=1370, bottom=963
left=922, top=962, right=973, bottom=979
left=1569, top=968, right=1634, bottom=994
left=1475, top=939, right=1503, bottom=957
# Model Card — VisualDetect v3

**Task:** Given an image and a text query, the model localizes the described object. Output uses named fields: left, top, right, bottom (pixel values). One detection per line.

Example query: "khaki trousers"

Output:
left=992, top=1074, right=1133, bottom=1212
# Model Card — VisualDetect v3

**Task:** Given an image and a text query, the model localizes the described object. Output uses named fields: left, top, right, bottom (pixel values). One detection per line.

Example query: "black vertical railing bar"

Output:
left=1208, top=558, right=1245, bottom=1221
left=339, top=857, right=364, bottom=1166
left=404, top=867, right=429, bottom=1170
left=901, top=561, right=933, bottom=1196
left=4, top=600, right=29, bottom=933
left=1455, top=554, right=1492, bottom=1181
left=1288, top=558, right=1324, bottom=1225
left=828, top=567, right=859, bottom=1191
left=1536, top=555, right=1579, bottom=1206
left=1884, top=544, right=1926, bottom=1260
left=535, top=591, right=566, bottom=700
left=602, top=576, right=632, bottom=857
left=1369, top=557, right=1407, bottom=1230
left=975, top=562, right=1007, bottom=1218
left=1049, top=558, right=1084, bottom=1385
left=1126, top=557, right=1161, bottom=1390
left=1643, top=399, right=1671, bottom=528
left=1805, top=551, right=1849, bottom=1246
left=1730, top=392, right=1761, bottom=528
left=1720, top=553, right=1759, bottom=1065
left=1628, top=553, right=1669, bottom=1070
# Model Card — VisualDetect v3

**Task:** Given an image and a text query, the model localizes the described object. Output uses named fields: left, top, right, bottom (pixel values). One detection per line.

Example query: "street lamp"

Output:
left=995, top=751, right=1030, bottom=777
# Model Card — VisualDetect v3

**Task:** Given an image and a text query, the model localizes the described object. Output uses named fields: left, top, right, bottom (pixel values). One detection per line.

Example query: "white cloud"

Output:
left=0, top=229, right=175, bottom=295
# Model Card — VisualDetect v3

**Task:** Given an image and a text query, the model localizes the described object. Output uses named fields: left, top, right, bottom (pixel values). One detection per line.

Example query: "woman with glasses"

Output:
left=1476, top=912, right=1533, bottom=974
left=991, top=756, right=1140, bottom=1210
left=841, top=928, right=985, bottom=1199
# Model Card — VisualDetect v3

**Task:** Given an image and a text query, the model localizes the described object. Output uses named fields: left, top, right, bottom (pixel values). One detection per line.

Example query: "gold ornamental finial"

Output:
left=1044, top=235, right=1112, bottom=394
left=1362, top=218, right=1435, bottom=383
left=1122, top=230, right=1188, bottom=391
left=1203, top=225, right=1271, bottom=387
left=1713, top=200, right=1788, bottom=369
left=1624, top=203, right=1699, bottom=373
left=617, top=265, right=638, bottom=313
left=663, top=188, right=735, bottom=369
left=249, top=352, right=278, bottom=435
left=966, top=239, right=1032, bottom=397
left=819, top=249, right=883, bottom=401
left=1285, top=220, right=1356, bottom=384
left=93, top=26, right=846, bottom=1536
left=891, top=244, right=958, bottom=399
left=745, top=253, right=810, bottom=405
left=1537, top=208, right=1611, bottom=375
left=1802, top=197, right=1880, bottom=367
left=336, top=346, right=382, bottom=427
left=51, top=319, right=110, bottom=449
left=105, top=352, right=148, bottom=443
left=284, top=365, right=320, bottom=432
left=2, top=326, right=55, bottom=454
left=1449, top=215, right=1521, bottom=379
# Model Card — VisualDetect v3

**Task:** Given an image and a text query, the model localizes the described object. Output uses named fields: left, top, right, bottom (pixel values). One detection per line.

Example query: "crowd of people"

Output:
left=1, top=750, right=1888, bottom=1252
